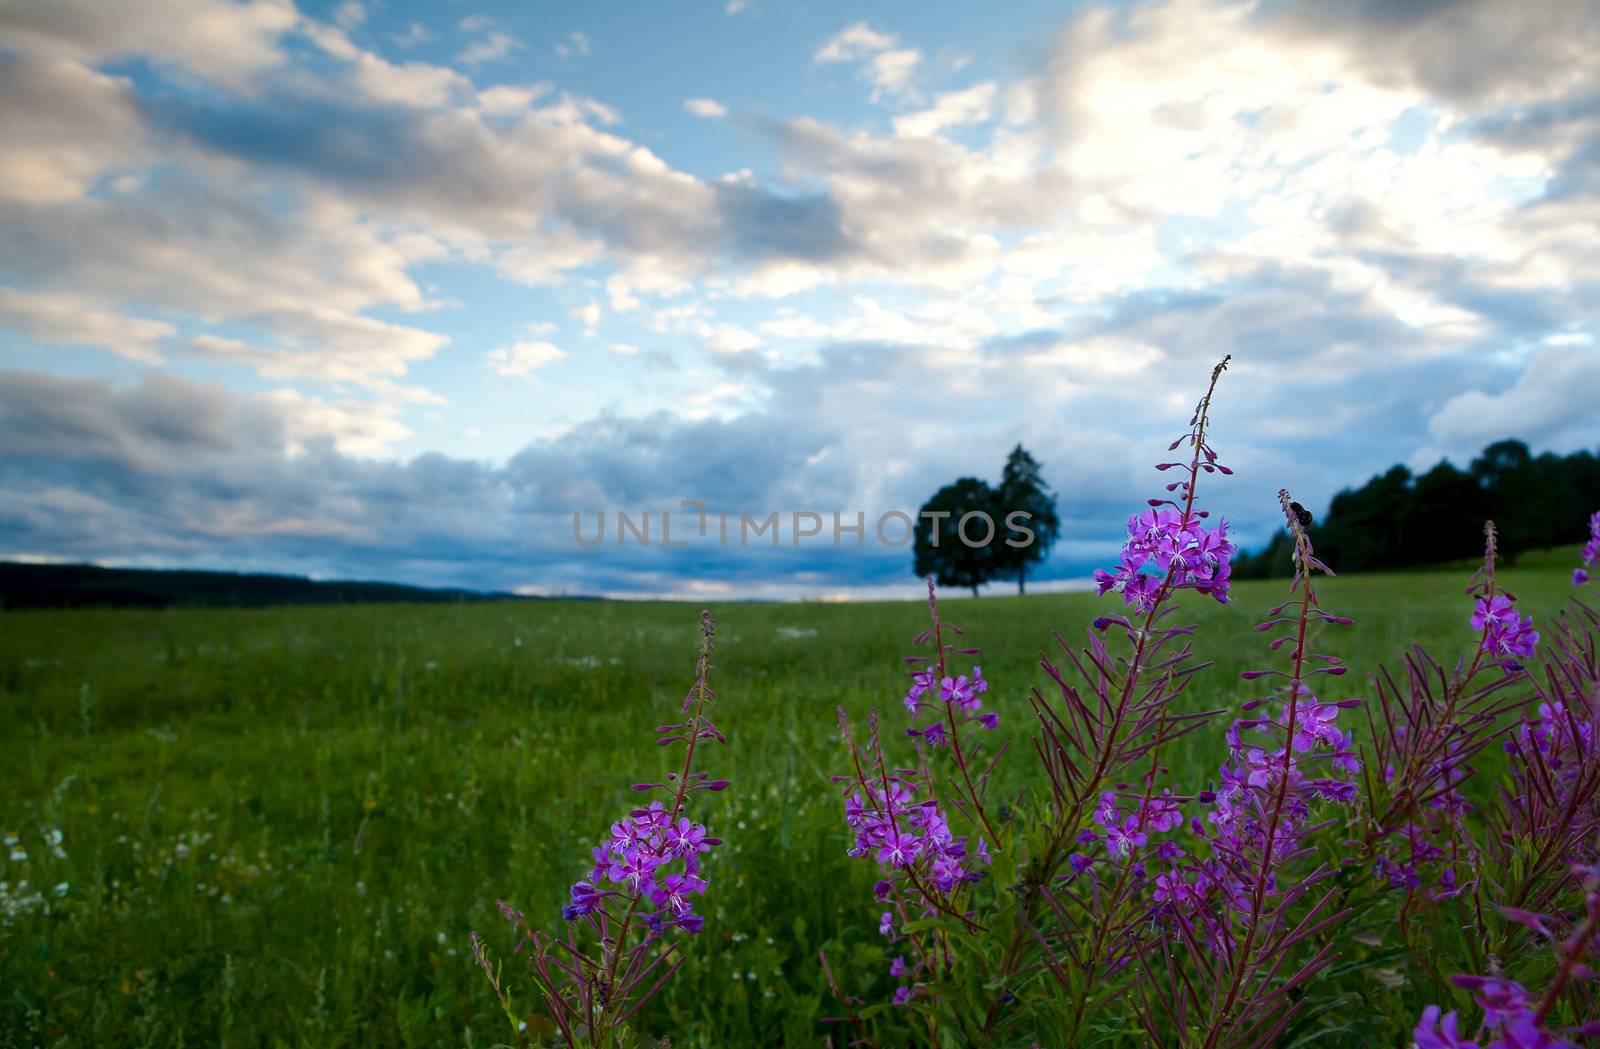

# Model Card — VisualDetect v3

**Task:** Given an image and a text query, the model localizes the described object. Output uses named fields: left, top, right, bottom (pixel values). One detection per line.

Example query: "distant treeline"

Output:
left=0, top=562, right=543, bottom=610
left=1232, top=439, right=1600, bottom=579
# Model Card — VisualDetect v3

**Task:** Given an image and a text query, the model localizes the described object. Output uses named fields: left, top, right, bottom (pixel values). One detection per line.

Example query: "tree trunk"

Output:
left=1018, top=566, right=1027, bottom=596
left=971, top=585, right=980, bottom=598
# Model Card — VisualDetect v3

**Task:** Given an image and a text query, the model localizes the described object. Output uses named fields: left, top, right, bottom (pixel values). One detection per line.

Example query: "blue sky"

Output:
left=1, top=0, right=1597, bottom=598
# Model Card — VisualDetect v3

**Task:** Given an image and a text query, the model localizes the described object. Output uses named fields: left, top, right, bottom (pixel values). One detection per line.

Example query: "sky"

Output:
left=1, top=0, right=1597, bottom=600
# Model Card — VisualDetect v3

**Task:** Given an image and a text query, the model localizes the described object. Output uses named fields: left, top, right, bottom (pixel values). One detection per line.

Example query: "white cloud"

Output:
left=703, top=324, right=762, bottom=354
left=814, top=22, right=897, bottom=62
left=476, top=82, right=553, bottom=115
left=0, top=53, right=147, bottom=204
left=814, top=21, right=922, bottom=99
left=485, top=340, right=567, bottom=379
left=0, top=286, right=173, bottom=363
left=554, top=31, right=590, bottom=60
left=392, top=22, right=436, bottom=48
left=0, top=0, right=298, bottom=90
left=495, top=229, right=603, bottom=286
left=348, top=50, right=469, bottom=108
left=263, top=389, right=413, bottom=456
left=458, top=30, right=522, bottom=67
left=189, top=309, right=449, bottom=388
left=570, top=299, right=603, bottom=332
left=893, top=82, right=997, bottom=138
left=1429, top=346, right=1600, bottom=452
left=684, top=97, right=728, bottom=119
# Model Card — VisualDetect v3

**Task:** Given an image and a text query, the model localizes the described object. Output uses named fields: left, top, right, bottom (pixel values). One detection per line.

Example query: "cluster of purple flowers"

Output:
left=1471, top=593, right=1541, bottom=669
left=1093, top=508, right=1235, bottom=613
left=563, top=800, right=718, bottom=933
left=842, top=772, right=988, bottom=1006
left=902, top=664, right=998, bottom=744
left=1574, top=511, right=1600, bottom=586
left=1415, top=975, right=1590, bottom=1049
left=844, top=777, right=987, bottom=896
left=1152, top=689, right=1360, bottom=918
left=1063, top=790, right=1184, bottom=877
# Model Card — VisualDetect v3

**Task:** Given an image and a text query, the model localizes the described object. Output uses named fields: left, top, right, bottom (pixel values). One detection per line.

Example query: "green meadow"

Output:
left=0, top=551, right=1582, bottom=1047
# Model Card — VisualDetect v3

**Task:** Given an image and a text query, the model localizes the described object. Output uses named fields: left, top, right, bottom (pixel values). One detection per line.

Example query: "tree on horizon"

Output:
left=995, top=445, right=1060, bottom=595
left=912, top=445, right=1060, bottom=596
left=913, top=477, right=1001, bottom=597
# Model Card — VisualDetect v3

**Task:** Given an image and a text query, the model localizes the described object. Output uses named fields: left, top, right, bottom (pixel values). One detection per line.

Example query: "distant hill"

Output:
left=0, top=562, right=551, bottom=610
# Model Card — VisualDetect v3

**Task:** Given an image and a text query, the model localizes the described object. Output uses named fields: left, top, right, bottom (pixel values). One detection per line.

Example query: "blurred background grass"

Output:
left=0, top=548, right=1581, bottom=1046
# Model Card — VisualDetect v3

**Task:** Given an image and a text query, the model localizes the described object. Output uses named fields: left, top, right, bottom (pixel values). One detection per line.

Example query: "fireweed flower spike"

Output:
left=833, top=581, right=996, bottom=1022
left=1144, top=490, right=1361, bottom=1049
left=834, top=707, right=985, bottom=1034
left=1006, top=358, right=1238, bottom=1041
left=475, top=612, right=727, bottom=1049
left=1364, top=523, right=1533, bottom=903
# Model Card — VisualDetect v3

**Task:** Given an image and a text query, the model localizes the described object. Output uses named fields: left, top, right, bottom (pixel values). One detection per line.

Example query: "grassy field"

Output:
left=0, top=550, right=1583, bottom=1047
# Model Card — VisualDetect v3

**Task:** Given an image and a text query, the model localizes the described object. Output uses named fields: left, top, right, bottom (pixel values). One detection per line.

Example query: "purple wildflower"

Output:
left=904, top=667, right=935, bottom=712
left=1414, top=1006, right=1480, bottom=1049
left=650, top=871, right=706, bottom=917
left=562, top=880, right=603, bottom=920
left=1471, top=593, right=1540, bottom=666
left=1105, top=814, right=1148, bottom=860
left=940, top=674, right=973, bottom=708
left=665, top=816, right=709, bottom=856
left=1451, top=976, right=1531, bottom=1028
left=1150, top=490, right=1361, bottom=1042
left=877, top=829, right=921, bottom=868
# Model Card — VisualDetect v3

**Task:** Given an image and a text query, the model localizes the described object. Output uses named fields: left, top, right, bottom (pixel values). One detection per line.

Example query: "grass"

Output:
left=0, top=551, right=1582, bottom=1047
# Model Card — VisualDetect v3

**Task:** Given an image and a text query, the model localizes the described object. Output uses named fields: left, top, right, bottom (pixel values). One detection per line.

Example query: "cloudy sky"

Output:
left=1, top=0, right=1597, bottom=599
